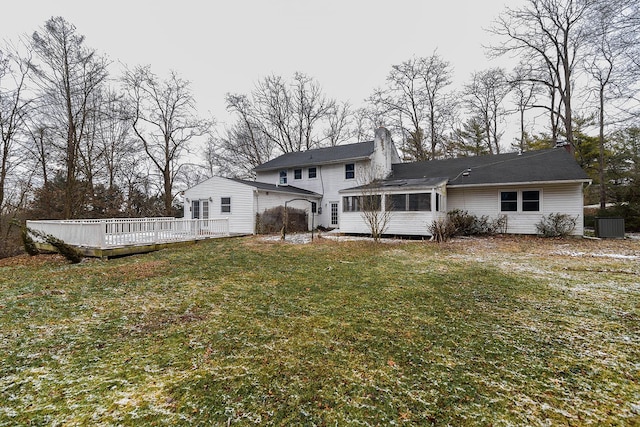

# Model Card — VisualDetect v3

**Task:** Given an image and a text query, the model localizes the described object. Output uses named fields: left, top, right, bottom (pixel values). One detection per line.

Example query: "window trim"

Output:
left=522, top=190, right=540, bottom=212
left=500, top=190, right=518, bottom=212
left=293, top=168, right=302, bottom=180
left=279, top=170, right=287, bottom=185
left=221, top=197, right=231, bottom=213
left=499, top=189, right=542, bottom=213
left=308, top=167, right=317, bottom=179
left=389, top=193, right=432, bottom=212
left=330, top=202, right=339, bottom=225
left=345, top=163, right=355, bottom=180
left=192, top=200, right=200, bottom=219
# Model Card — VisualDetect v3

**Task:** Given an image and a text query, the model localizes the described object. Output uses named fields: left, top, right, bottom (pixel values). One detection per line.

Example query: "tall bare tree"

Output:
left=509, top=66, right=540, bottom=151
left=0, top=42, right=32, bottom=251
left=251, top=72, right=337, bottom=153
left=369, top=54, right=456, bottom=161
left=219, top=72, right=345, bottom=173
left=463, top=68, right=511, bottom=154
left=489, top=0, right=592, bottom=147
left=123, top=65, right=211, bottom=216
left=210, top=93, right=275, bottom=178
left=583, top=0, right=639, bottom=208
left=30, top=17, right=108, bottom=218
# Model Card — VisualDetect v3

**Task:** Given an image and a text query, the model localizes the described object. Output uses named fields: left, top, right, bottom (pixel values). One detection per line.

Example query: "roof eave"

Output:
left=339, top=179, right=448, bottom=194
left=447, top=178, right=592, bottom=188
left=254, top=155, right=372, bottom=172
left=256, top=187, right=322, bottom=198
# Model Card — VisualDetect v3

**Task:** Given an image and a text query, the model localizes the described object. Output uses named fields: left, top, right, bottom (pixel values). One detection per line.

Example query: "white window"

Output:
left=500, top=190, right=541, bottom=212
left=345, top=163, right=355, bottom=180
left=500, top=191, right=518, bottom=212
left=522, top=190, right=540, bottom=212
left=308, top=167, right=317, bottom=179
left=221, top=197, right=231, bottom=213
left=192, top=200, right=200, bottom=219
left=330, top=202, right=338, bottom=225
left=192, top=200, right=210, bottom=219
left=294, top=169, right=302, bottom=180
left=390, top=193, right=431, bottom=211
left=279, top=170, right=287, bottom=184
left=202, top=200, right=209, bottom=219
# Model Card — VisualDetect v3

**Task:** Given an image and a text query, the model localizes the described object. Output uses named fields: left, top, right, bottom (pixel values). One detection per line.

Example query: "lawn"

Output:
left=0, top=235, right=638, bottom=425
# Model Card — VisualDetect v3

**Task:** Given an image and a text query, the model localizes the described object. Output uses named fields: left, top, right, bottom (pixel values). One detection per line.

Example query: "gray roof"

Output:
left=253, top=141, right=374, bottom=171
left=231, top=179, right=321, bottom=197
left=391, top=148, right=590, bottom=186
left=340, top=177, right=448, bottom=193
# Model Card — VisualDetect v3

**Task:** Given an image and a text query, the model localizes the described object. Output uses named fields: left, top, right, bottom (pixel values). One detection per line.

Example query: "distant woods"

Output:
left=1, top=1, right=640, bottom=256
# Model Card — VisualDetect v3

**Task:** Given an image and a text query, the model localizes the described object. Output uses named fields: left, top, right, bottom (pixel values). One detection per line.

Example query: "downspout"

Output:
left=254, top=188, right=259, bottom=235
left=319, top=165, right=325, bottom=219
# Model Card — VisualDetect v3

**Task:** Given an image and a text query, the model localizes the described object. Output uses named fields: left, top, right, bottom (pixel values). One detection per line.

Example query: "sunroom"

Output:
left=338, top=178, right=448, bottom=236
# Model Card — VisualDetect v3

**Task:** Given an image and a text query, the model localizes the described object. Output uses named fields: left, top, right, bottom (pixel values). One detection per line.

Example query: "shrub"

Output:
left=447, top=209, right=476, bottom=235
left=256, top=206, right=308, bottom=234
left=446, top=210, right=508, bottom=236
left=427, top=217, right=458, bottom=243
left=535, top=213, right=578, bottom=238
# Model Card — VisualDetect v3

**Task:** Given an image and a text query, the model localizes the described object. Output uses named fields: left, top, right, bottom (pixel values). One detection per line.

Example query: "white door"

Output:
left=330, top=202, right=339, bottom=226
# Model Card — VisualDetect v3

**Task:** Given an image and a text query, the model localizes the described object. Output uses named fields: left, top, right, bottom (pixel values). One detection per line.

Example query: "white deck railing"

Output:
left=26, top=217, right=230, bottom=249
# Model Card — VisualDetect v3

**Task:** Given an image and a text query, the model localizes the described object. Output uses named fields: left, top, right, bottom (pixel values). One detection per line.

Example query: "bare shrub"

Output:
left=535, top=213, right=577, bottom=237
left=256, top=206, right=307, bottom=234
left=428, top=218, right=458, bottom=243
left=446, top=210, right=508, bottom=236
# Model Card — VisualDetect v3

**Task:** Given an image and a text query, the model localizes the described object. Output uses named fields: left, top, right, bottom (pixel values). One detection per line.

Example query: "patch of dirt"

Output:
left=0, top=253, right=67, bottom=267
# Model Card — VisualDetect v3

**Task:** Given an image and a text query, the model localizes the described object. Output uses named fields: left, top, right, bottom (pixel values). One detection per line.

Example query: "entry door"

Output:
left=330, top=202, right=339, bottom=226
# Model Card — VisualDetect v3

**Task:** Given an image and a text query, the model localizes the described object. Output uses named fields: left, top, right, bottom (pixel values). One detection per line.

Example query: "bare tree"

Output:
left=369, top=54, right=456, bottom=161
left=358, top=184, right=391, bottom=243
left=123, top=65, right=211, bottom=216
left=30, top=17, right=109, bottom=218
left=251, top=72, right=337, bottom=153
left=210, top=93, right=275, bottom=177
left=583, top=0, right=639, bottom=208
left=0, top=42, right=32, bottom=252
left=94, top=88, right=138, bottom=191
left=489, top=0, right=592, bottom=147
left=509, top=66, right=540, bottom=151
left=463, top=68, right=511, bottom=154
left=324, top=101, right=353, bottom=146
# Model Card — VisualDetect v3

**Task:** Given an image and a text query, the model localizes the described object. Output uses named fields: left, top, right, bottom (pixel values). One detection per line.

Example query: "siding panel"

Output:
left=184, top=177, right=255, bottom=234
left=448, top=183, right=584, bottom=235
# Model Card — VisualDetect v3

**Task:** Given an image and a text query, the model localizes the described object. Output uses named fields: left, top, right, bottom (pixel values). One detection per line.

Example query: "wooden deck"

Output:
left=27, top=217, right=232, bottom=259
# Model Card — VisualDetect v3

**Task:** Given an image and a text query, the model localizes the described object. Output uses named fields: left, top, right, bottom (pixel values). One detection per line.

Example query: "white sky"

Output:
left=3, top=0, right=523, bottom=140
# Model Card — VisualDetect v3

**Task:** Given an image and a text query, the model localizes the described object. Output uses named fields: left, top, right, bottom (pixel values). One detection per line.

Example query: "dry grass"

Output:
left=0, top=235, right=638, bottom=425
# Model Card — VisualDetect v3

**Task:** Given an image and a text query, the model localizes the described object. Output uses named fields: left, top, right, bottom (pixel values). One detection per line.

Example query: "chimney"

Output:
left=555, top=140, right=572, bottom=154
left=372, top=127, right=394, bottom=180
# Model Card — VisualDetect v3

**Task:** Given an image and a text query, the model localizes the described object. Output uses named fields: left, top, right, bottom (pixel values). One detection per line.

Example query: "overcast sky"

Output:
left=3, top=0, right=523, bottom=139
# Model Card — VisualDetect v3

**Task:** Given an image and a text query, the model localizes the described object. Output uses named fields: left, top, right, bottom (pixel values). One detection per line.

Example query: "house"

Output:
left=183, top=127, right=591, bottom=236
left=183, top=177, right=321, bottom=234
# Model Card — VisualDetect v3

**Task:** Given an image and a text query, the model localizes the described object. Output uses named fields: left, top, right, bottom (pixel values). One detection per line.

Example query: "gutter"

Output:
left=253, top=155, right=373, bottom=172
left=446, top=179, right=592, bottom=188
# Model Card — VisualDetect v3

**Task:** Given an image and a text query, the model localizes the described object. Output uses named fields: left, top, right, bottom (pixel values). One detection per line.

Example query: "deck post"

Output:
left=100, top=220, right=107, bottom=247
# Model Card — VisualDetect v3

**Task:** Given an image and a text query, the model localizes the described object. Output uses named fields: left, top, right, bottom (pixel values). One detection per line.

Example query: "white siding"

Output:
left=183, top=177, right=255, bottom=234
left=447, top=183, right=585, bottom=235
left=255, top=160, right=371, bottom=229
left=339, top=190, right=446, bottom=236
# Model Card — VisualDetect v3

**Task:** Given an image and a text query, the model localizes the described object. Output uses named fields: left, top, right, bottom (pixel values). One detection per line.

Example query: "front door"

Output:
left=330, top=202, right=338, bottom=226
